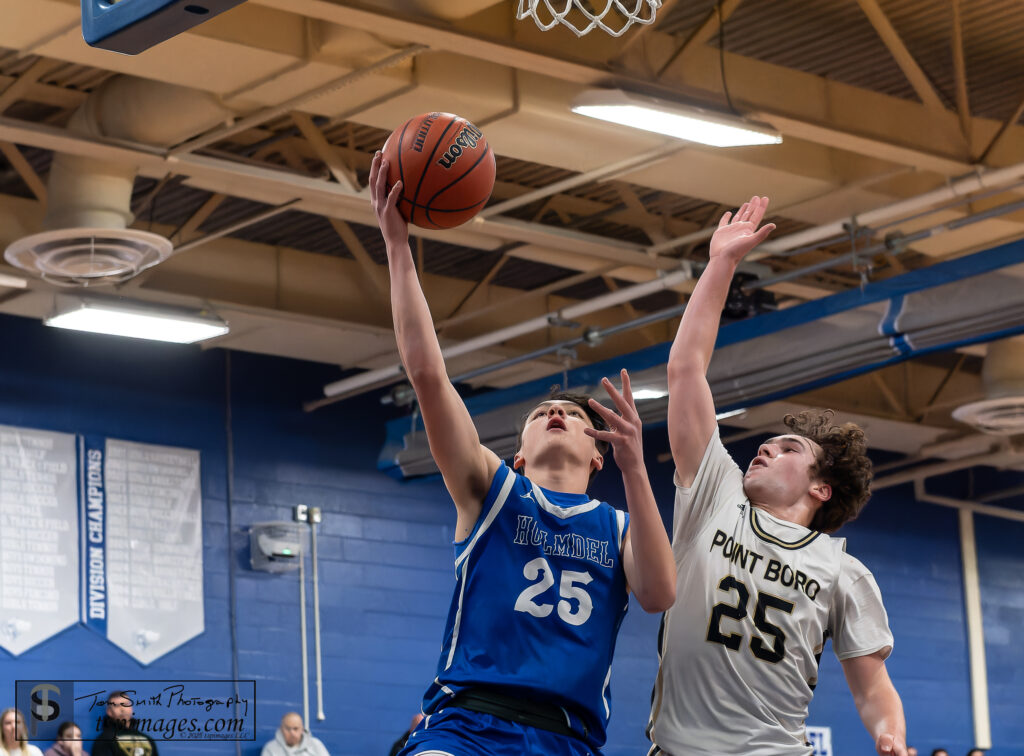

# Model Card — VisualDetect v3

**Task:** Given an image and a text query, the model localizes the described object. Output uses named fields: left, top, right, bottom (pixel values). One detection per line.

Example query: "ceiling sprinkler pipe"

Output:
left=746, top=196, right=1024, bottom=292
left=446, top=299, right=689, bottom=386
left=754, top=159, right=1024, bottom=257
left=322, top=266, right=692, bottom=398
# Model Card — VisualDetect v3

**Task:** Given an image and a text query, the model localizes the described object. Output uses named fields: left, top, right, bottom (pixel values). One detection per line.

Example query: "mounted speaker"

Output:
left=81, top=0, right=249, bottom=55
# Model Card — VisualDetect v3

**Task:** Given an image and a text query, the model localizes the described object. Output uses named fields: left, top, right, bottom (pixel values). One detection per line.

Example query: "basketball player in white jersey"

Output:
left=369, top=152, right=676, bottom=756
left=648, top=196, right=907, bottom=756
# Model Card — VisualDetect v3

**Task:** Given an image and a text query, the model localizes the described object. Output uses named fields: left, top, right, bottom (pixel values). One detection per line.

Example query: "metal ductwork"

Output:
left=380, top=237, right=1024, bottom=478
left=4, top=76, right=235, bottom=287
left=953, top=335, right=1024, bottom=435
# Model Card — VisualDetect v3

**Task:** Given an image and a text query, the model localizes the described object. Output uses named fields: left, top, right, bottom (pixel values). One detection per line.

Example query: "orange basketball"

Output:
left=382, top=112, right=495, bottom=230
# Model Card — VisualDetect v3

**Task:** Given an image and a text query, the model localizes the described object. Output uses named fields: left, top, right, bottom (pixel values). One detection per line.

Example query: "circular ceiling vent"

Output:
left=4, top=228, right=173, bottom=287
left=952, top=397, right=1024, bottom=435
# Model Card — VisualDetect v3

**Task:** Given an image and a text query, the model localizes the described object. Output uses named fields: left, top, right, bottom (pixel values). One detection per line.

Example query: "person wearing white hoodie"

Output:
left=260, top=713, right=328, bottom=756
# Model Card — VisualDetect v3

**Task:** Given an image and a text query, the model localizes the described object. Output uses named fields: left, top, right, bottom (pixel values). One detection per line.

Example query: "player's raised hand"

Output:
left=369, top=150, right=409, bottom=248
left=709, top=195, right=776, bottom=264
left=584, top=369, right=644, bottom=472
left=875, top=733, right=908, bottom=756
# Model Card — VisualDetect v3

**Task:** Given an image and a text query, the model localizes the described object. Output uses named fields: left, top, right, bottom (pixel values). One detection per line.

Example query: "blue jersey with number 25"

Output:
left=421, top=462, right=631, bottom=749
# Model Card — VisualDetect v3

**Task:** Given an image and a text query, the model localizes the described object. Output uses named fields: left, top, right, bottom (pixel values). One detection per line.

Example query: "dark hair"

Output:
left=105, top=691, right=132, bottom=709
left=515, top=391, right=608, bottom=485
left=57, top=722, right=79, bottom=739
left=930, top=750, right=949, bottom=756
left=782, top=409, right=872, bottom=533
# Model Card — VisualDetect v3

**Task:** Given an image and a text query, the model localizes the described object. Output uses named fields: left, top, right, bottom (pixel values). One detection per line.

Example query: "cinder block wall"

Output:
left=2, top=313, right=1022, bottom=756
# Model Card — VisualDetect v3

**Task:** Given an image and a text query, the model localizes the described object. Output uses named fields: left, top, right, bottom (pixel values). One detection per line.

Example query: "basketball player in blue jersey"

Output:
left=368, top=151, right=676, bottom=756
left=648, top=197, right=907, bottom=756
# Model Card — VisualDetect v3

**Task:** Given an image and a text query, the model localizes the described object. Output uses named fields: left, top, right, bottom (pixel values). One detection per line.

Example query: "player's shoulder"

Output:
left=834, top=545, right=877, bottom=586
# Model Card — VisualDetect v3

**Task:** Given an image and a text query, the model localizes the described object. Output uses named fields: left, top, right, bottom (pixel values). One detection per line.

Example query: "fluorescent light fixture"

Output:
left=572, top=89, right=782, bottom=147
left=632, top=388, right=668, bottom=400
left=45, top=298, right=229, bottom=344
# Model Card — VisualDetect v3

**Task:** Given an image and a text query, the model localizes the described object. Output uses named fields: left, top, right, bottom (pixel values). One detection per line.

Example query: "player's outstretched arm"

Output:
left=667, top=197, right=775, bottom=486
left=370, top=152, right=500, bottom=539
left=841, top=652, right=908, bottom=756
left=585, top=370, right=675, bottom=612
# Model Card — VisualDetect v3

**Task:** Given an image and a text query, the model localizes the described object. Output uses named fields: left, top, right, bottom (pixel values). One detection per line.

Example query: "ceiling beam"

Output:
left=328, top=218, right=390, bottom=300
left=436, top=263, right=619, bottom=331
left=440, top=253, right=509, bottom=326
left=0, top=57, right=61, bottom=114
left=0, top=74, right=86, bottom=111
left=0, top=115, right=666, bottom=266
left=173, top=199, right=300, bottom=254
left=265, top=0, right=1024, bottom=172
left=170, top=44, right=427, bottom=156
left=613, top=182, right=670, bottom=244
left=172, top=192, right=227, bottom=244
left=613, top=0, right=685, bottom=59
left=0, top=141, right=46, bottom=204
left=855, top=0, right=946, bottom=116
left=252, top=0, right=613, bottom=85
left=292, top=111, right=360, bottom=191
left=655, top=0, right=745, bottom=78
left=601, top=275, right=658, bottom=346
left=480, top=142, right=684, bottom=219
left=950, top=0, right=971, bottom=146
left=979, top=91, right=1024, bottom=165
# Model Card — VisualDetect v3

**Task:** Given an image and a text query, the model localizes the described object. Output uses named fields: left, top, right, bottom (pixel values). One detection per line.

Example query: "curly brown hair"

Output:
left=783, top=409, right=872, bottom=533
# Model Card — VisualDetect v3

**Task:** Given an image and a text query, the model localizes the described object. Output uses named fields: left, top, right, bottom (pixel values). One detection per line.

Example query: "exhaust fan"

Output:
left=952, top=335, right=1024, bottom=435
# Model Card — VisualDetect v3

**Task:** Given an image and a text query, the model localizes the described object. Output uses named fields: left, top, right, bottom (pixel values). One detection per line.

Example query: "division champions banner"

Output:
left=81, top=436, right=204, bottom=664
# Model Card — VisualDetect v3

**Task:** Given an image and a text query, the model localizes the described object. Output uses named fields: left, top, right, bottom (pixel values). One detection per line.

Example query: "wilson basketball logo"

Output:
left=437, top=123, right=484, bottom=169
left=411, top=113, right=441, bottom=153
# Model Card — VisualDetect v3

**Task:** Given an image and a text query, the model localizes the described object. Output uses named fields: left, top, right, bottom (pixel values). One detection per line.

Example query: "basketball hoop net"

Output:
left=516, top=0, right=662, bottom=37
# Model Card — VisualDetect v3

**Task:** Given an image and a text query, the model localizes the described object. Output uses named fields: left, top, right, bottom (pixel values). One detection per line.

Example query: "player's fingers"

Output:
left=749, top=196, right=767, bottom=228
left=369, top=151, right=381, bottom=188
left=735, top=201, right=750, bottom=223
left=620, top=369, right=636, bottom=409
left=587, top=396, right=619, bottom=426
left=387, top=180, right=403, bottom=210
left=751, top=223, right=776, bottom=245
left=584, top=427, right=616, bottom=443
left=373, top=156, right=388, bottom=208
left=596, top=380, right=635, bottom=422
left=718, top=211, right=732, bottom=228
left=875, top=734, right=895, bottom=755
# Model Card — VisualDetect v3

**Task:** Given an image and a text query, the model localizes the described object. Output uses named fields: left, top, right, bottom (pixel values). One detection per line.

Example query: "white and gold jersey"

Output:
left=648, top=430, right=893, bottom=756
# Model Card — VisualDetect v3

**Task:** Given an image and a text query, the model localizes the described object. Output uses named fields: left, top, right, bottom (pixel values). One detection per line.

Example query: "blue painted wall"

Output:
left=2, top=311, right=1022, bottom=756
left=976, top=515, right=1024, bottom=754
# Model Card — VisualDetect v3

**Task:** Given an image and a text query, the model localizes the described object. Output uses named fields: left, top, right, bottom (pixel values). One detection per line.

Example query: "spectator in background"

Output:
left=967, top=750, right=984, bottom=756
left=260, top=713, right=328, bottom=756
left=90, top=692, right=158, bottom=756
left=1, top=709, right=43, bottom=756
left=387, top=715, right=423, bottom=756
left=930, top=750, right=949, bottom=756
left=43, top=723, right=88, bottom=756
left=907, top=747, right=917, bottom=756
